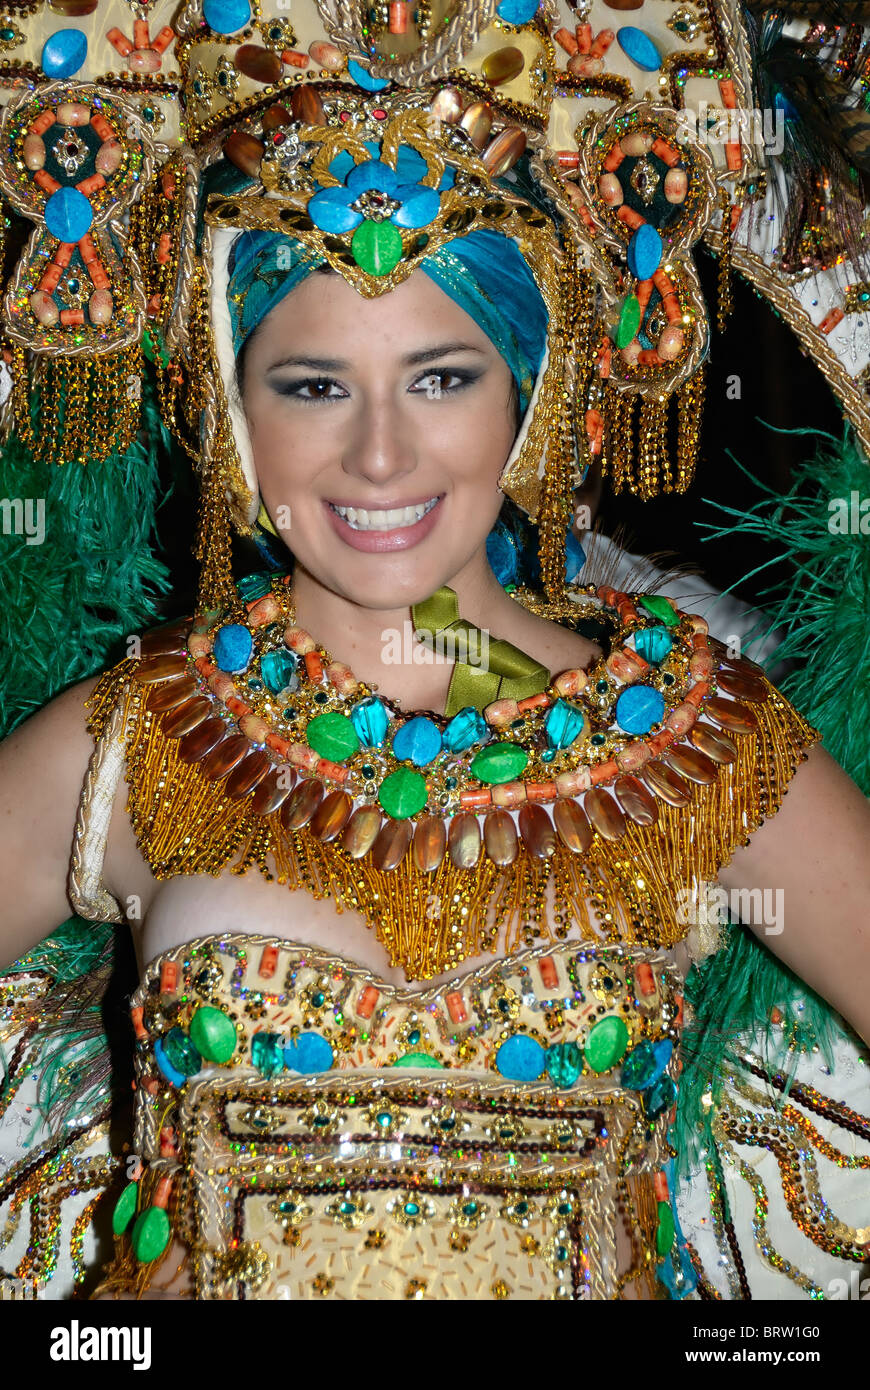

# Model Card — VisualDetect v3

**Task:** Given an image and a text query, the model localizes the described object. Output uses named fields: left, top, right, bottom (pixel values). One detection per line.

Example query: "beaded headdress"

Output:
left=4, top=0, right=870, bottom=610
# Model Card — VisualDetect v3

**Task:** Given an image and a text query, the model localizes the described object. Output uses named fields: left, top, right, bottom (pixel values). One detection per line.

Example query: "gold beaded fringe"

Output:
left=9, top=341, right=142, bottom=467
left=599, top=367, right=705, bottom=500
left=88, top=662, right=820, bottom=982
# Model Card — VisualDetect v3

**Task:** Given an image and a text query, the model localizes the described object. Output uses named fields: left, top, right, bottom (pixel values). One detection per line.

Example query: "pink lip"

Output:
left=324, top=496, right=444, bottom=553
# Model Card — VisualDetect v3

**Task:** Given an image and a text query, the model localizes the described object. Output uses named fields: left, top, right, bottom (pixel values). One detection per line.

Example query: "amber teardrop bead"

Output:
left=289, top=86, right=325, bottom=124
left=585, top=788, right=627, bottom=841
left=371, top=818, right=412, bottom=873
left=137, top=654, right=188, bottom=684
left=162, top=697, right=210, bottom=738
left=643, top=760, right=691, bottom=807
left=429, top=86, right=463, bottom=124
left=225, top=751, right=272, bottom=802
left=716, top=669, right=769, bottom=704
left=262, top=103, right=292, bottom=130
left=251, top=770, right=293, bottom=816
left=703, top=697, right=758, bottom=735
left=690, top=723, right=737, bottom=765
left=412, top=815, right=447, bottom=873
left=199, top=734, right=248, bottom=782
left=448, top=812, right=482, bottom=869
left=147, top=676, right=196, bottom=713
left=484, top=808, right=519, bottom=867
left=236, top=43, right=283, bottom=84
left=459, top=100, right=494, bottom=150
left=553, top=798, right=593, bottom=855
left=614, top=775, right=658, bottom=827
left=341, top=806, right=383, bottom=859
left=223, top=130, right=265, bottom=178
left=310, top=789, right=352, bottom=842
left=518, top=804, right=557, bottom=859
left=140, top=628, right=188, bottom=660
left=665, top=744, right=718, bottom=785
left=178, top=717, right=226, bottom=765
left=280, top=779, right=323, bottom=831
left=481, top=45, right=525, bottom=86
left=482, top=126, right=527, bottom=176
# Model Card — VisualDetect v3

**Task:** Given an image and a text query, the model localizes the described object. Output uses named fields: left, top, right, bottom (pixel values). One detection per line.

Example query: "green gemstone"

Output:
left=615, top=293, right=641, bottom=349
left=251, top=1031, right=284, bottom=1077
left=162, top=1026, right=202, bottom=1078
left=590, top=733, right=606, bottom=746
left=189, top=1004, right=237, bottom=1064
left=444, top=776, right=457, bottom=790
left=361, top=764, right=375, bottom=779
left=131, top=1205, right=171, bottom=1263
left=307, top=711, right=360, bottom=762
left=111, top=1181, right=138, bottom=1236
left=339, top=1200, right=355, bottom=1215
left=0, top=26, right=16, bottom=38
left=352, top=217, right=403, bottom=276
left=462, top=1201, right=477, bottom=1215
left=584, top=1015, right=630, bottom=1073
left=656, top=1200, right=675, bottom=1256
left=310, top=990, right=325, bottom=1008
left=470, top=742, right=528, bottom=785
left=378, top=766, right=428, bottom=819
left=391, top=1051, right=443, bottom=1069
left=639, top=594, right=680, bottom=629
left=407, top=1028, right=421, bottom=1045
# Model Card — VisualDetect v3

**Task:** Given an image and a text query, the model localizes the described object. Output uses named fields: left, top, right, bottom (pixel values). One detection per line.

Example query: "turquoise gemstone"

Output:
left=261, top=648, right=299, bottom=695
left=392, top=715, right=442, bottom=767
left=153, top=1038, right=186, bottom=1088
left=404, top=1202, right=420, bottom=1216
left=615, top=685, right=665, bottom=735
left=236, top=573, right=272, bottom=602
left=251, top=1032, right=285, bottom=1078
left=350, top=696, right=390, bottom=747
left=546, top=1041, right=583, bottom=1088
left=443, top=705, right=487, bottom=753
left=617, top=26, right=663, bottom=71
left=41, top=27, right=87, bottom=78
left=283, top=1031, right=334, bottom=1073
left=308, top=186, right=362, bottom=235
left=392, top=185, right=441, bottom=230
left=213, top=623, right=254, bottom=674
left=347, top=58, right=389, bottom=90
left=495, top=1034, right=546, bottom=1082
left=645, top=1074, right=677, bottom=1118
left=162, top=1027, right=202, bottom=1078
left=635, top=625, right=673, bottom=665
left=627, top=223, right=663, bottom=280
left=203, top=0, right=251, bottom=33
left=44, top=187, right=92, bottom=242
left=497, top=0, right=539, bottom=19
left=545, top=698, right=587, bottom=750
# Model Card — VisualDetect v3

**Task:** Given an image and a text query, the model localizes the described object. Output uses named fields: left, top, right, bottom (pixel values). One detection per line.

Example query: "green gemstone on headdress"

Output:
left=352, top=218, right=403, bottom=276
left=639, top=594, right=680, bottom=628
left=615, top=293, right=641, bottom=349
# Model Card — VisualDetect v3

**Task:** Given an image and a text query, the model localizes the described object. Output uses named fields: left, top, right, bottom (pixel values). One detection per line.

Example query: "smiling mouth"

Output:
left=328, top=497, right=441, bottom=532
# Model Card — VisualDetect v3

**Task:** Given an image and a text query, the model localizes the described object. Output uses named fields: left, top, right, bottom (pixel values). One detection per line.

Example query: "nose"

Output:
left=340, top=381, right=418, bottom=490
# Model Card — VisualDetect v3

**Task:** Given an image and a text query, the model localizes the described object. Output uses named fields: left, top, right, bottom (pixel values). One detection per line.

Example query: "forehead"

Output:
left=243, top=265, right=497, bottom=358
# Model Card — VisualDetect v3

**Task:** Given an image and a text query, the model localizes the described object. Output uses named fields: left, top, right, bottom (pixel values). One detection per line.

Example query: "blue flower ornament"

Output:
left=307, top=144, right=454, bottom=277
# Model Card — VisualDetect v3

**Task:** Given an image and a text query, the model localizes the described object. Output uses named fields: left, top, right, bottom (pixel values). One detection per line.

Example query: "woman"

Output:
left=2, top=75, right=870, bottom=1300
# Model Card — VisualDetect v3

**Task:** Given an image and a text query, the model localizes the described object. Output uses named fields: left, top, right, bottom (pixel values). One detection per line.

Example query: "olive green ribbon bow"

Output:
left=411, top=586, right=550, bottom=717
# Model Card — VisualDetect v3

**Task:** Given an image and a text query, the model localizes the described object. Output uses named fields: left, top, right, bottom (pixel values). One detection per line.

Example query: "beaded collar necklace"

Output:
left=110, top=567, right=803, bottom=979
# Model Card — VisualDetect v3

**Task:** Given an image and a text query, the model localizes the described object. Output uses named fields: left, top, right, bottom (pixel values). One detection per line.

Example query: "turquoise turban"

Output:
left=227, top=147, right=549, bottom=415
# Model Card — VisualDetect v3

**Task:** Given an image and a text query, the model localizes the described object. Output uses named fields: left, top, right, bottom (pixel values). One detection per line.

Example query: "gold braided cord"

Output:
left=87, top=660, right=820, bottom=981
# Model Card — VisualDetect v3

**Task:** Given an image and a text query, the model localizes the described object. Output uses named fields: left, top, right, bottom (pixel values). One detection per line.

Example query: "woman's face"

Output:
left=239, top=266, right=520, bottom=610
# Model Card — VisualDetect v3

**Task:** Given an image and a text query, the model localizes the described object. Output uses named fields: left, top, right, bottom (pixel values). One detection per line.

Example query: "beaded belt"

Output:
left=112, top=933, right=683, bottom=1300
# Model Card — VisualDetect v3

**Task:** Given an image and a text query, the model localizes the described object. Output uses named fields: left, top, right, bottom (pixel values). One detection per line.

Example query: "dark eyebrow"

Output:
left=265, top=342, right=487, bottom=372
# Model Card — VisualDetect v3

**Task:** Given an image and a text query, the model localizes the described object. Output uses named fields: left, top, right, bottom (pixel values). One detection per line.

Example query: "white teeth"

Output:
left=330, top=497, right=439, bottom=531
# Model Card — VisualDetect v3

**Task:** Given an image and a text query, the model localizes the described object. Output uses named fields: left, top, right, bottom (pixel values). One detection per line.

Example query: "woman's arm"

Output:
left=0, top=677, right=100, bottom=970
left=717, top=743, right=870, bottom=1045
